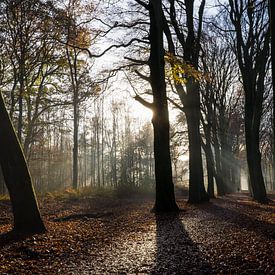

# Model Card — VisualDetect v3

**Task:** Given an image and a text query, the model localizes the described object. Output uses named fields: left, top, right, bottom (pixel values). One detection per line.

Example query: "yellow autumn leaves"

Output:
left=165, top=52, right=204, bottom=84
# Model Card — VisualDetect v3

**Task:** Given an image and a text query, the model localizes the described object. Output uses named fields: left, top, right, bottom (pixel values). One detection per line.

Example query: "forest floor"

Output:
left=0, top=188, right=274, bottom=274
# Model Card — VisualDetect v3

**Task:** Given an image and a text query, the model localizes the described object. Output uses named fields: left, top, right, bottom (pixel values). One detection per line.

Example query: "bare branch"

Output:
left=124, top=56, right=148, bottom=65
left=134, top=94, right=154, bottom=110
left=134, top=69, right=151, bottom=83
left=167, top=96, right=184, bottom=111
left=135, top=0, right=149, bottom=10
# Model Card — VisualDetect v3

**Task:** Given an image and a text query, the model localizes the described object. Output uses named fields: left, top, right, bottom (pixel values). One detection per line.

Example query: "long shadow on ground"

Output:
left=0, top=231, right=31, bottom=248
left=151, top=212, right=212, bottom=274
left=199, top=201, right=275, bottom=240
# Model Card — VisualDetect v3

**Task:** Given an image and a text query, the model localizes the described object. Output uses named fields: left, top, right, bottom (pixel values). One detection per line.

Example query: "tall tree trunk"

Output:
left=212, top=118, right=225, bottom=196
left=245, top=103, right=267, bottom=203
left=184, top=0, right=208, bottom=203
left=185, top=80, right=208, bottom=203
left=203, top=129, right=215, bottom=198
left=162, top=0, right=208, bottom=202
left=18, top=76, right=24, bottom=143
left=0, top=93, right=45, bottom=232
left=101, top=99, right=105, bottom=186
left=72, top=90, right=79, bottom=189
left=269, top=0, right=275, bottom=189
left=149, top=0, right=178, bottom=211
left=229, top=0, right=268, bottom=203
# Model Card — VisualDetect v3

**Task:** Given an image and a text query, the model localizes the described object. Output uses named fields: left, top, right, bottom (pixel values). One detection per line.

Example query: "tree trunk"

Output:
left=149, top=0, right=178, bottom=212
left=212, top=120, right=225, bottom=196
left=229, top=0, right=269, bottom=203
left=245, top=108, right=267, bottom=203
left=184, top=0, right=208, bottom=203
left=269, top=0, right=275, bottom=191
left=72, top=93, right=79, bottom=189
left=0, top=93, right=45, bottom=233
left=203, top=129, right=215, bottom=198
left=185, top=81, right=209, bottom=203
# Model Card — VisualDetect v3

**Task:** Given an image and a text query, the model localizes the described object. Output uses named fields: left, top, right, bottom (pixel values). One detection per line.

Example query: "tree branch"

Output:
left=134, top=70, right=151, bottom=83
left=135, top=0, right=149, bottom=10
left=134, top=94, right=154, bottom=110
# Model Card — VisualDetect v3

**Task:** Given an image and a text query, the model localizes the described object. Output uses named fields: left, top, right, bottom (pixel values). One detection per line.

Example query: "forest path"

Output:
left=62, top=192, right=275, bottom=274
left=0, top=192, right=274, bottom=274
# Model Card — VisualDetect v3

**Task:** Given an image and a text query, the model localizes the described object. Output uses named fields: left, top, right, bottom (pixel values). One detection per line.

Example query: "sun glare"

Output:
left=131, top=100, right=153, bottom=122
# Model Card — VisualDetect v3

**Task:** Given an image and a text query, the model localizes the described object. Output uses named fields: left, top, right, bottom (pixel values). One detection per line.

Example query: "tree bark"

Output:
left=245, top=101, right=267, bottom=202
left=0, top=92, right=45, bottom=233
left=269, top=0, right=275, bottom=190
left=202, top=128, right=215, bottom=198
left=184, top=0, right=208, bottom=203
left=185, top=81, right=208, bottom=203
left=149, top=0, right=178, bottom=211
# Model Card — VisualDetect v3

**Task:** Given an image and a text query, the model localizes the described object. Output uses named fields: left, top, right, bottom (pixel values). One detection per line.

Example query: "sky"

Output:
left=89, top=0, right=222, bottom=123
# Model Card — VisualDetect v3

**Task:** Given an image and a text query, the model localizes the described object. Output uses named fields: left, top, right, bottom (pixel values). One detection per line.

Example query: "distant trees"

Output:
left=200, top=34, right=242, bottom=197
left=62, top=4, right=94, bottom=189
left=0, top=0, right=96, bottom=191
left=0, top=0, right=61, bottom=158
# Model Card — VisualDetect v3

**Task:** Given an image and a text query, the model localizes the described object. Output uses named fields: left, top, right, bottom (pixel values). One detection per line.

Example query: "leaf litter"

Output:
left=0, top=192, right=274, bottom=274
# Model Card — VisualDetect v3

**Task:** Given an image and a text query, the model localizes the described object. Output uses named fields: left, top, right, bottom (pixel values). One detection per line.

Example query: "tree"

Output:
left=162, top=0, right=209, bottom=203
left=55, top=0, right=95, bottom=189
left=269, top=0, right=275, bottom=189
left=228, top=0, right=269, bottom=202
left=0, top=92, right=45, bottom=232
left=200, top=32, right=243, bottom=196
left=135, top=0, right=179, bottom=211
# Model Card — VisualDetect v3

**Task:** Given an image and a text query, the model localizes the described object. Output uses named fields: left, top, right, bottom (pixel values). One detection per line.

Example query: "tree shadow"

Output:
left=0, top=230, right=32, bottom=248
left=199, top=202, right=275, bottom=240
left=220, top=193, right=275, bottom=214
left=0, top=217, right=11, bottom=225
left=151, top=212, right=212, bottom=274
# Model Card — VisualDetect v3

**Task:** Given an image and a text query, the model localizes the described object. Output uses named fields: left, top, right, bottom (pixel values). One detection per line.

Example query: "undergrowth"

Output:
left=41, top=184, right=155, bottom=201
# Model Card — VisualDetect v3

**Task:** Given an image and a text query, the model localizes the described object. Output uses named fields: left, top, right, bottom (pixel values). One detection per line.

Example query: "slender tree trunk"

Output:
left=17, top=42, right=25, bottom=143
left=101, top=100, right=105, bottom=186
left=72, top=91, right=79, bottom=189
left=90, top=130, right=95, bottom=186
left=212, top=119, right=225, bottom=196
left=149, top=0, right=178, bottom=211
left=203, top=129, right=215, bottom=198
left=0, top=93, right=45, bottom=232
left=96, top=118, right=101, bottom=186
left=18, top=76, right=24, bottom=143
left=220, top=135, right=231, bottom=194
